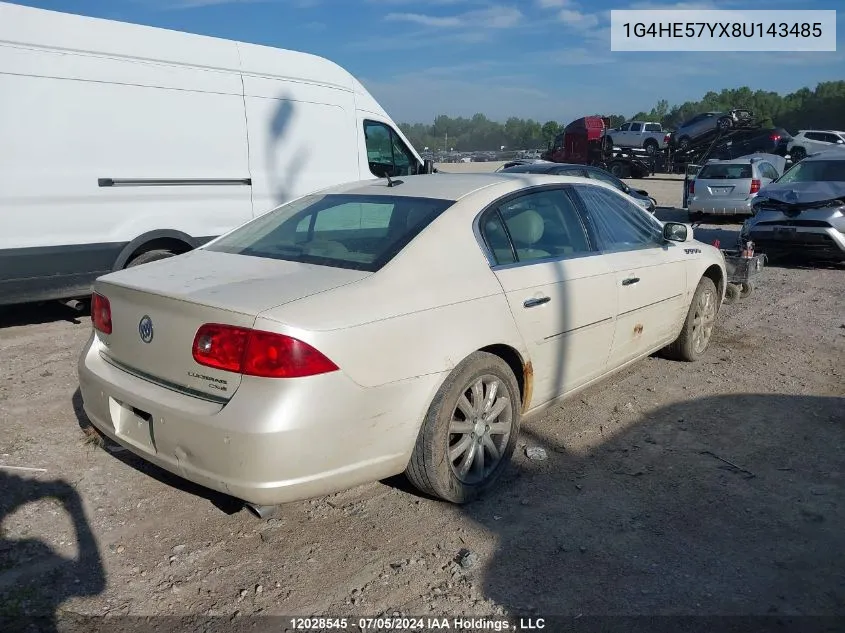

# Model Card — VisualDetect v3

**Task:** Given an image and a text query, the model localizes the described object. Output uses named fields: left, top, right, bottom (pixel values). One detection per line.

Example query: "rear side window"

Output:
left=698, top=164, right=752, bottom=179
left=206, top=194, right=452, bottom=272
left=481, top=188, right=593, bottom=265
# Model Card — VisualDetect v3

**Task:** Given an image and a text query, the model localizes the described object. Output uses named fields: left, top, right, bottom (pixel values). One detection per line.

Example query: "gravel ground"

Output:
left=1, top=171, right=844, bottom=627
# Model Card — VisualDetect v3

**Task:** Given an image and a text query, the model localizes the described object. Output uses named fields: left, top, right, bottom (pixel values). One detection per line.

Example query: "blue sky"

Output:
left=9, top=0, right=845, bottom=123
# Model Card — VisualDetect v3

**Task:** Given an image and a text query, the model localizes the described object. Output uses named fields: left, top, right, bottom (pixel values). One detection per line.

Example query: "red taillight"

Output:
left=750, top=179, right=761, bottom=194
left=192, top=324, right=338, bottom=378
left=664, top=134, right=670, bottom=144
left=91, top=292, right=112, bottom=335
left=770, top=134, right=780, bottom=142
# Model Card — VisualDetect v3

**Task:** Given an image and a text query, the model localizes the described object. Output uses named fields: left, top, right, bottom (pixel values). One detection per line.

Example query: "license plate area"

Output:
left=774, top=226, right=797, bottom=238
left=109, top=398, right=157, bottom=453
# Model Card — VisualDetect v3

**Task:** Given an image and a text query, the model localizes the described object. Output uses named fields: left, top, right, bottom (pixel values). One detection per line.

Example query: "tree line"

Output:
left=398, top=81, right=845, bottom=152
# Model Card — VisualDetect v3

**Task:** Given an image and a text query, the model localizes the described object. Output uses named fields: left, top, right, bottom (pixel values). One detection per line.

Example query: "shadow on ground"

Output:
left=0, top=302, right=89, bottom=329
left=0, top=472, right=105, bottom=631
left=462, top=393, right=845, bottom=618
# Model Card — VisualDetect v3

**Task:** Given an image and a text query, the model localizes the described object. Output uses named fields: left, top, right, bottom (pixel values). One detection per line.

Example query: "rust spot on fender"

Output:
left=633, top=323, right=644, bottom=336
left=522, top=360, right=533, bottom=413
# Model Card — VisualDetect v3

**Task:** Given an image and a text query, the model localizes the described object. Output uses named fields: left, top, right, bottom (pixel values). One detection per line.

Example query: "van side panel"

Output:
left=241, top=75, right=359, bottom=215
left=0, top=45, right=252, bottom=304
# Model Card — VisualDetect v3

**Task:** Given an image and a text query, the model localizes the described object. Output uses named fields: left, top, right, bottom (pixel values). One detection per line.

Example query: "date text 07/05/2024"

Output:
left=288, top=616, right=547, bottom=631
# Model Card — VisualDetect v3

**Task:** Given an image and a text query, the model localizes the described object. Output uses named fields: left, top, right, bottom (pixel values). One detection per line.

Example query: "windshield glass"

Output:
left=205, top=194, right=453, bottom=272
left=698, top=164, right=752, bottom=179
left=777, top=159, right=845, bottom=183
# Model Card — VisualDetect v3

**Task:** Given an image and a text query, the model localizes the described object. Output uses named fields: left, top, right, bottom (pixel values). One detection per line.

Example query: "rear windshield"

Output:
left=777, top=159, right=845, bottom=183
left=205, top=194, right=453, bottom=272
left=697, top=164, right=752, bottom=179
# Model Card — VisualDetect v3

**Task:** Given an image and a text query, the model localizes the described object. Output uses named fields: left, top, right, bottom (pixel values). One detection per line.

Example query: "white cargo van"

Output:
left=0, top=2, right=430, bottom=306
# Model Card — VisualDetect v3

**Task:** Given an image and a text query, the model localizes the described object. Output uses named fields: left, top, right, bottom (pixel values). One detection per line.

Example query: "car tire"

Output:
left=790, top=146, right=806, bottom=162
left=722, top=283, right=740, bottom=305
left=126, top=249, right=176, bottom=268
left=643, top=140, right=658, bottom=156
left=717, top=117, right=733, bottom=132
left=405, top=351, right=521, bottom=504
left=677, top=136, right=691, bottom=151
left=664, top=276, right=719, bottom=362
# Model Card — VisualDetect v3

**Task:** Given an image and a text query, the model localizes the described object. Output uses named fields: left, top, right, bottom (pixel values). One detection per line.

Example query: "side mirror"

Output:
left=837, top=139, right=844, bottom=145
left=663, top=222, right=692, bottom=242
left=423, top=159, right=435, bottom=174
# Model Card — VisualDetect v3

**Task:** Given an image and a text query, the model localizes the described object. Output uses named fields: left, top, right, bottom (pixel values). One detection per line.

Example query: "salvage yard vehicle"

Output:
left=604, top=121, right=671, bottom=156
left=742, top=150, right=845, bottom=261
left=78, top=173, right=727, bottom=512
left=0, top=2, right=429, bottom=307
left=787, top=130, right=845, bottom=162
left=674, top=109, right=755, bottom=151
left=688, top=156, right=781, bottom=217
left=499, top=162, right=657, bottom=213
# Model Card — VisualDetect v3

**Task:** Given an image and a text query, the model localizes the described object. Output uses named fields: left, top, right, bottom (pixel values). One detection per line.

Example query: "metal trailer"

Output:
left=720, top=249, right=766, bottom=304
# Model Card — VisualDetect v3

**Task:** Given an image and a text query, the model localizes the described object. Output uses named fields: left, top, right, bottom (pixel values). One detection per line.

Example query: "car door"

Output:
left=571, top=183, right=688, bottom=369
left=628, top=122, right=643, bottom=146
left=615, top=123, right=630, bottom=145
left=804, top=132, right=825, bottom=153
left=479, top=186, right=617, bottom=406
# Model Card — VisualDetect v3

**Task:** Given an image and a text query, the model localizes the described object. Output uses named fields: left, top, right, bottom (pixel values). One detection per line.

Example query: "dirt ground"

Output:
left=1, top=172, right=844, bottom=628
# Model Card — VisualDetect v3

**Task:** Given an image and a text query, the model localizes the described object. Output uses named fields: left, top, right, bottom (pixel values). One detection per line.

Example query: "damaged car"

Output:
left=742, top=150, right=845, bottom=261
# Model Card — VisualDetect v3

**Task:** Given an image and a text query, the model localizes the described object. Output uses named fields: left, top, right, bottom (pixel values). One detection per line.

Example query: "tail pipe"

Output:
left=244, top=503, right=278, bottom=519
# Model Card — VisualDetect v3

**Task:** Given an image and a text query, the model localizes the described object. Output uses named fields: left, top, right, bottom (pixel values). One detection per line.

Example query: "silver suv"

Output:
left=741, top=150, right=845, bottom=261
left=688, top=157, right=781, bottom=216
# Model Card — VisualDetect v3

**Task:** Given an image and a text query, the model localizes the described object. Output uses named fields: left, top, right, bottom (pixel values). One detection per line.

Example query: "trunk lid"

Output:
left=94, top=250, right=370, bottom=400
left=697, top=179, right=746, bottom=197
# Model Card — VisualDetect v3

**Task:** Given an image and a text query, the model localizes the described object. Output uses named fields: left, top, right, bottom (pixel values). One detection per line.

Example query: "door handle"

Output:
left=622, top=277, right=640, bottom=286
left=523, top=296, right=551, bottom=308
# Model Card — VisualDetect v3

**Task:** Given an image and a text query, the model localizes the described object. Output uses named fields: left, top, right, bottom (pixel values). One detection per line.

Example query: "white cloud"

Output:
left=157, top=0, right=314, bottom=9
left=558, top=9, right=599, bottom=30
left=384, top=12, right=462, bottom=27
left=385, top=6, right=522, bottom=30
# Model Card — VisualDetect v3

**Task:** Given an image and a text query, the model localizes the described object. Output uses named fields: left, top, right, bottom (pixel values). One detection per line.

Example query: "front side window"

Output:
left=364, top=120, right=419, bottom=178
left=481, top=188, right=593, bottom=265
left=630, top=123, right=643, bottom=132
left=585, top=167, right=624, bottom=191
left=619, top=123, right=631, bottom=132
left=574, top=185, right=662, bottom=252
left=206, top=194, right=452, bottom=272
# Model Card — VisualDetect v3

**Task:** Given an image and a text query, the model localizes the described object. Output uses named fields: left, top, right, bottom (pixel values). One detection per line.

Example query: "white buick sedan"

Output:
left=78, top=173, right=726, bottom=511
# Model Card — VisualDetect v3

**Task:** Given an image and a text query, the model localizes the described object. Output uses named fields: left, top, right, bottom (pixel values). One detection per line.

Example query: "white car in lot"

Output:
left=787, top=130, right=845, bottom=162
left=78, top=173, right=726, bottom=510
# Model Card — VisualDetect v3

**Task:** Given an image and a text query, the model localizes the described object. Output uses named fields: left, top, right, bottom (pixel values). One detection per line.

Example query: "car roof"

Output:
left=315, top=172, right=604, bottom=201
left=501, top=163, right=561, bottom=173
left=703, top=157, right=759, bottom=165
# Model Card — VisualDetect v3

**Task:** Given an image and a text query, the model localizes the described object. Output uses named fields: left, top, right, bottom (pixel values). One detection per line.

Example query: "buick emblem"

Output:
left=138, top=315, right=154, bottom=344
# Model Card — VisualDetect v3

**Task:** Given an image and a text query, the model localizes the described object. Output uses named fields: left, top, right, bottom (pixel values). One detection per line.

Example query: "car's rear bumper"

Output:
left=688, top=197, right=755, bottom=215
left=78, top=334, right=444, bottom=505
left=748, top=226, right=845, bottom=260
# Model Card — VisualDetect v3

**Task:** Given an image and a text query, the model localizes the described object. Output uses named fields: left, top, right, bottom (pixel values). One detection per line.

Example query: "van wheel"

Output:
left=126, top=249, right=176, bottom=268
left=405, top=352, right=521, bottom=504
left=644, top=140, right=658, bottom=156
left=664, top=276, right=718, bottom=362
